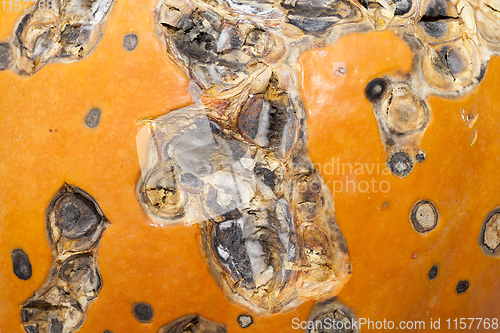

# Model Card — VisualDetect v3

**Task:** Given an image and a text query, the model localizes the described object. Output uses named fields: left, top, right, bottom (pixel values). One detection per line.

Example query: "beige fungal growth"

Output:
left=1, top=0, right=114, bottom=76
left=411, top=200, right=439, bottom=233
left=21, top=184, right=110, bottom=333
left=480, top=210, right=500, bottom=255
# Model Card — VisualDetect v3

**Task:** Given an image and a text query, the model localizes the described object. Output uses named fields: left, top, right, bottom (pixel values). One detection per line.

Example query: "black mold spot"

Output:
left=394, top=0, right=412, bottom=15
left=12, top=249, right=32, bottom=281
left=439, top=46, right=464, bottom=75
left=0, top=43, right=14, bottom=70
left=49, top=318, right=63, bottom=333
left=288, top=18, right=334, bottom=33
left=365, top=78, right=388, bottom=104
left=85, top=108, right=101, bottom=128
left=416, top=150, right=426, bottom=163
left=255, top=167, right=278, bottom=190
left=387, top=151, right=413, bottom=177
left=213, top=220, right=255, bottom=288
left=237, top=314, right=254, bottom=328
left=132, top=302, right=154, bottom=323
left=123, top=33, right=138, bottom=51
left=428, top=265, right=438, bottom=280
left=358, top=0, right=368, bottom=8
left=420, top=21, right=447, bottom=38
left=424, top=0, right=448, bottom=17
left=456, top=280, right=469, bottom=294
left=56, top=193, right=101, bottom=239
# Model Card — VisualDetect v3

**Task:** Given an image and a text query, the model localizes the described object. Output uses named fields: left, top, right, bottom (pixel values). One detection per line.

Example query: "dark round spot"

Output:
left=394, top=0, right=412, bottom=15
left=181, top=173, right=200, bottom=187
left=456, top=280, right=469, bottom=294
left=238, top=95, right=265, bottom=141
left=255, top=167, right=278, bottom=190
left=424, top=0, right=448, bottom=17
left=411, top=200, right=438, bottom=232
left=420, top=21, right=448, bottom=38
left=104, top=331, right=114, bottom=333
left=439, top=46, right=464, bottom=75
left=11, top=249, right=32, bottom=280
left=123, top=33, right=138, bottom=51
left=55, top=193, right=102, bottom=239
left=133, top=303, right=154, bottom=323
left=358, top=0, right=368, bottom=8
left=416, top=150, right=426, bottom=163
left=50, top=318, right=63, bottom=333
left=0, top=42, right=14, bottom=71
left=59, top=200, right=81, bottom=231
left=85, top=108, right=101, bottom=128
left=386, top=138, right=396, bottom=147
left=288, top=17, right=334, bottom=33
left=238, top=314, right=254, bottom=328
left=428, top=265, right=438, bottom=280
left=387, top=151, right=413, bottom=177
left=365, top=78, right=388, bottom=104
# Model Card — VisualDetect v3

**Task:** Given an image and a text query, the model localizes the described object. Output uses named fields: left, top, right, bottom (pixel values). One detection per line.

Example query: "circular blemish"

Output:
left=238, top=314, right=254, bottom=328
left=11, top=249, right=32, bottom=281
left=365, top=78, right=388, bottom=104
left=387, top=151, right=413, bottom=177
left=456, top=280, right=469, bottom=294
left=132, top=302, right=154, bottom=323
left=428, top=265, right=438, bottom=280
left=411, top=200, right=438, bottom=233
left=85, top=108, right=101, bottom=128
left=123, top=33, right=138, bottom=51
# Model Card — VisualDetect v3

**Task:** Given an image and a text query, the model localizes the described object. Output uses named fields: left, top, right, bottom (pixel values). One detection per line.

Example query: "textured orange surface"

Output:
left=301, top=31, right=500, bottom=331
left=1, top=2, right=500, bottom=333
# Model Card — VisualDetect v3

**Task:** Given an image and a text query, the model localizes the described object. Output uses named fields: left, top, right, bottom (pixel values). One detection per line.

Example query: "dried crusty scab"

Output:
left=3, top=0, right=114, bottom=76
left=157, top=314, right=227, bottom=333
left=21, top=184, right=110, bottom=333
left=479, top=209, right=500, bottom=256
left=305, top=297, right=359, bottom=333
left=137, top=109, right=351, bottom=314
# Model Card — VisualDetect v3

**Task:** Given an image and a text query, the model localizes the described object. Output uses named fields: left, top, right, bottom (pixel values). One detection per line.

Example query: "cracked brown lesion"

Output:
left=2, top=0, right=114, bottom=76
left=21, top=184, right=110, bottom=333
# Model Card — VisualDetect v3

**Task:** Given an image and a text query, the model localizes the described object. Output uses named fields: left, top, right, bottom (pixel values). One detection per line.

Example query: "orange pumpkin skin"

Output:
left=1, top=0, right=500, bottom=332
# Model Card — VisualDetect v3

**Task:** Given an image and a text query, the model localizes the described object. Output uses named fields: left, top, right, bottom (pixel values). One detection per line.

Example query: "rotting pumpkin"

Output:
left=1, top=0, right=500, bottom=332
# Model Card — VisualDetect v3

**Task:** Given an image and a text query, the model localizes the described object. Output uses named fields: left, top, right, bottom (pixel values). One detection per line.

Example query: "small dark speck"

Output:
left=49, top=129, right=52, bottom=132
left=456, top=280, right=469, bottom=294
left=123, top=33, right=138, bottom=51
left=428, top=265, right=438, bottom=280
left=104, top=331, right=114, bottom=333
